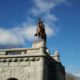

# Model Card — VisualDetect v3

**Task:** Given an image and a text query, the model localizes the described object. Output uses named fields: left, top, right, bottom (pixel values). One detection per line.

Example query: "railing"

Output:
left=0, top=48, right=40, bottom=56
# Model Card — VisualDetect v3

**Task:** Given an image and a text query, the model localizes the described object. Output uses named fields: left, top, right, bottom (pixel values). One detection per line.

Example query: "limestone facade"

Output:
left=0, top=41, right=65, bottom=80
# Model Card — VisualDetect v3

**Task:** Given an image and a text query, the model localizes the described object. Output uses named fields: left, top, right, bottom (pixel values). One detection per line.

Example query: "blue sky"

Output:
left=0, top=0, right=80, bottom=74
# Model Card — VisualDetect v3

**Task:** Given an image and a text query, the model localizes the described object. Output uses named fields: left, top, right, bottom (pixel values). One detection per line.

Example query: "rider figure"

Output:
left=38, top=18, right=45, bottom=33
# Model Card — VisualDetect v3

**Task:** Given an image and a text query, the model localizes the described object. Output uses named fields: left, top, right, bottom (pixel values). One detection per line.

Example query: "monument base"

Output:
left=0, top=42, right=65, bottom=80
left=32, top=41, right=46, bottom=48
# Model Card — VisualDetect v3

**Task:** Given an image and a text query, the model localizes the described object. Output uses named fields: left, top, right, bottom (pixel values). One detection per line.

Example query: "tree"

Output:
left=65, top=73, right=76, bottom=80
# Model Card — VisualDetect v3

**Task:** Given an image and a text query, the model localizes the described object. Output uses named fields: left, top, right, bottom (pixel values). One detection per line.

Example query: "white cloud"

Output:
left=0, top=23, right=55, bottom=45
left=74, top=73, right=80, bottom=77
left=0, top=28, right=24, bottom=45
left=45, top=24, right=56, bottom=37
left=0, top=0, right=68, bottom=46
left=32, top=0, right=55, bottom=14
left=32, top=0, right=67, bottom=15
left=30, top=0, right=68, bottom=40
left=22, top=25, right=36, bottom=41
left=31, top=0, right=69, bottom=24
left=43, top=13, right=58, bottom=24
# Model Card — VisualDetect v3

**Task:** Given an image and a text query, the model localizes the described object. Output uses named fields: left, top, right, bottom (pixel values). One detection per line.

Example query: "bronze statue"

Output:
left=34, top=18, right=46, bottom=42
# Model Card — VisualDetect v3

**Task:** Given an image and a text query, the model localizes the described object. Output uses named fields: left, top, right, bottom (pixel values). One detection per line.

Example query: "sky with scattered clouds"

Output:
left=0, top=0, right=80, bottom=74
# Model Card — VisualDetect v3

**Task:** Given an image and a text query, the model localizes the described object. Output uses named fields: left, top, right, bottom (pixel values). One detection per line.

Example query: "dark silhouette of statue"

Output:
left=34, top=18, right=46, bottom=42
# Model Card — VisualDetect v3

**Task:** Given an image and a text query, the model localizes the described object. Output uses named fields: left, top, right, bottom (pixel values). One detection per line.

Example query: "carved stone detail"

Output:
left=0, top=57, right=40, bottom=62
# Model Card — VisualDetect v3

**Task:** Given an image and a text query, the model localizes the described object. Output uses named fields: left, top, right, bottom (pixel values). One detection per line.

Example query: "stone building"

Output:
left=0, top=18, right=65, bottom=80
left=0, top=41, right=65, bottom=80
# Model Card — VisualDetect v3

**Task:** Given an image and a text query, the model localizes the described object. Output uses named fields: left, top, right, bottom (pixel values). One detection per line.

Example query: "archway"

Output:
left=7, top=78, right=18, bottom=80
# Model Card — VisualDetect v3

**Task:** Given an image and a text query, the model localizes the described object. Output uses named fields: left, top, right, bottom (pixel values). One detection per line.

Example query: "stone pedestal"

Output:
left=32, top=41, right=46, bottom=48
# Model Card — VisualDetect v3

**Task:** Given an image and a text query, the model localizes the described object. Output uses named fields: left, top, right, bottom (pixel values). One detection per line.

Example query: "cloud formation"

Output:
left=31, top=0, right=67, bottom=22
left=0, top=0, right=67, bottom=46
left=32, top=0, right=66, bottom=14
left=0, top=24, right=54, bottom=45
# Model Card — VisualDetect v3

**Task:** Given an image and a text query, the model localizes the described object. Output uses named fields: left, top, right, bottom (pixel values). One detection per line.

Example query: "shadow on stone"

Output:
left=7, top=78, right=18, bottom=80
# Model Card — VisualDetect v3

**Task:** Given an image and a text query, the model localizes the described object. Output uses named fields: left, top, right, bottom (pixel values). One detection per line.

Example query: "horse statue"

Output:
left=34, top=18, right=46, bottom=42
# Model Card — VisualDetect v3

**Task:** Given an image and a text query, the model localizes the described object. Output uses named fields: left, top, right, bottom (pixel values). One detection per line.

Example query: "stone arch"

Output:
left=7, top=78, right=18, bottom=80
left=0, top=68, right=26, bottom=80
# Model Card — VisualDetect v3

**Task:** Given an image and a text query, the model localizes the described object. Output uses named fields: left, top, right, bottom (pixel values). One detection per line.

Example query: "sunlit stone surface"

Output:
left=0, top=41, right=65, bottom=80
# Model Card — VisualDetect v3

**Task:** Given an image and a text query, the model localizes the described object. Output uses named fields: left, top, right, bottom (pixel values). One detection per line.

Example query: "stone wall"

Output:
left=0, top=42, right=65, bottom=80
left=0, top=47, right=49, bottom=80
left=0, top=56, right=45, bottom=80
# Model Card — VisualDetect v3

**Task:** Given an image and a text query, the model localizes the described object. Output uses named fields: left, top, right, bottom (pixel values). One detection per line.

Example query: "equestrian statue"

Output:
left=34, top=18, right=46, bottom=42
